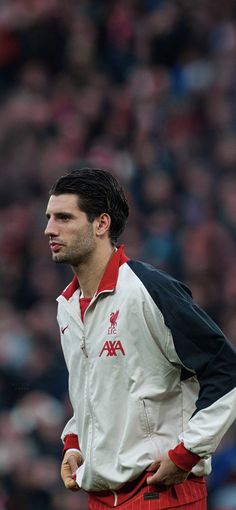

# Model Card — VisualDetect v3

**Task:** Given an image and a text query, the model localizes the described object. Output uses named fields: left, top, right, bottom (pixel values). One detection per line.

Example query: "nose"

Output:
left=44, top=217, right=58, bottom=237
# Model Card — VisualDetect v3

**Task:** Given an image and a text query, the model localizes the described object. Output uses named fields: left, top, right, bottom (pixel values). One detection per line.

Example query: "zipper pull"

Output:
left=80, top=336, right=88, bottom=357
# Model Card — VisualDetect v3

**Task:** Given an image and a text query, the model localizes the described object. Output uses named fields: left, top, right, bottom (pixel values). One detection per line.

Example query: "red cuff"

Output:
left=168, top=443, right=201, bottom=472
left=63, top=433, right=80, bottom=455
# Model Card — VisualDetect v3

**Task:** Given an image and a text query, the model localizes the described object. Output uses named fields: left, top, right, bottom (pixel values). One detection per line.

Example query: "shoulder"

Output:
left=127, top=259, right=192, bottom=307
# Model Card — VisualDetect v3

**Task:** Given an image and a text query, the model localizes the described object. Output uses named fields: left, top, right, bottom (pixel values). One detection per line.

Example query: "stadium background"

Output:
left=0, top=0, right=236, bottom=508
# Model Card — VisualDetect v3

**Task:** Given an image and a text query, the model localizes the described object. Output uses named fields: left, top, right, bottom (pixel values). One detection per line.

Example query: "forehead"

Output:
left=46, top=194, right=80, bottom=213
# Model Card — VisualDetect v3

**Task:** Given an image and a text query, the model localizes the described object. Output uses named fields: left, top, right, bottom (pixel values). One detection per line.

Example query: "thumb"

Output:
left=66, top=455, right=80, bottom=477
left=146, top=458, right=161, bottom=472
left=61, top=452, right=82, bottom=490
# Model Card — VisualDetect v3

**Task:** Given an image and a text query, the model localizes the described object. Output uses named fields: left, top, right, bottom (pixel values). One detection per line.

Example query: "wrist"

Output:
left=63, top=433, right=80, bottom=456
left=168, top=443, right=201, bottom=472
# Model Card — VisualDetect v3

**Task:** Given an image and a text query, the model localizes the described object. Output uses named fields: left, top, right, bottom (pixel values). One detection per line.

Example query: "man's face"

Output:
left=45, top=194, right=96, bottom=266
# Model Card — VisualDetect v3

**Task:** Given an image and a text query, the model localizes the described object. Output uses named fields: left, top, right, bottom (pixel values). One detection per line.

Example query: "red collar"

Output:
left=62, top=245, right=129, bottom=301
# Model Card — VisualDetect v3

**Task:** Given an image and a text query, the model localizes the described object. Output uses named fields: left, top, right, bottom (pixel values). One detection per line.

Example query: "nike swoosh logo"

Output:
left=61, top=325, right=69, bottom=334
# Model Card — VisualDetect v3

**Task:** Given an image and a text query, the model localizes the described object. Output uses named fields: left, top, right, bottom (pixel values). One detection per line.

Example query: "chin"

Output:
left=52, top=254, right=66, bottom=263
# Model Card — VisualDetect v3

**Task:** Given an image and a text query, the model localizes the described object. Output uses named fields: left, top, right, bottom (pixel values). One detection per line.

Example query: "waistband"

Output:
left=88, top=472, right=206, bottom=508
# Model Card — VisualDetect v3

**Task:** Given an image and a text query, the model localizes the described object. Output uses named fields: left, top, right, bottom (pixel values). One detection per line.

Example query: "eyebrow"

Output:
left=45, top=211, right=76, bottom=219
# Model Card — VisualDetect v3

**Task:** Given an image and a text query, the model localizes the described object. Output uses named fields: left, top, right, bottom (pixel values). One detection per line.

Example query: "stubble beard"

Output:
left=51, top=225, right=96, bottom=268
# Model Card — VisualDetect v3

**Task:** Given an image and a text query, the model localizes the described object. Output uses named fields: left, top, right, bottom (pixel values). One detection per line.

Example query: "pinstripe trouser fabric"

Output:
left=88, top=499, right=206, bottom=510
left=88, top=478, right=207, bottom=509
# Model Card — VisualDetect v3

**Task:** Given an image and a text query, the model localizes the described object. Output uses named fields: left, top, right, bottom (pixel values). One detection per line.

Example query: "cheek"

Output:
left=72, top=225, right=95, bottom=247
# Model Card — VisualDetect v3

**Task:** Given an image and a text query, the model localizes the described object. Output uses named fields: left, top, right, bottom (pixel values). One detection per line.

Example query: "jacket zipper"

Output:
left=80, top=325, right=95, bottom=488
left=80, top=328, right=94, bottom=486
left=79, top=291, right=114, bottom=487
left=80, top=290, right=114, bottom=357
left=80, top=334, right=88, bottom=357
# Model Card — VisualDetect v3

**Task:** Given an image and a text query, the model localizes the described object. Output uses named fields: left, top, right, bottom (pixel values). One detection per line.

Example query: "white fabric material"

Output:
left=58, top=263, right=236, bottom=491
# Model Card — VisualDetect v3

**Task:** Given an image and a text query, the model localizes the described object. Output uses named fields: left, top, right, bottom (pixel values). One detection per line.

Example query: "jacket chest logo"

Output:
left=108, top=310, right=119, bottom=335
left=99, top=340, right=125, bottom=357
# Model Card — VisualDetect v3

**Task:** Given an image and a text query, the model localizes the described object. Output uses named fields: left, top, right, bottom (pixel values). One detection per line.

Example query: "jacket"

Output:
left=57, top=245, right=236, bottom=492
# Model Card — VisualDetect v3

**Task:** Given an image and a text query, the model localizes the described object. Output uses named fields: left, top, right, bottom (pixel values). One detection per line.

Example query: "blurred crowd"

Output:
left=0, top=0, right=236, bottom=508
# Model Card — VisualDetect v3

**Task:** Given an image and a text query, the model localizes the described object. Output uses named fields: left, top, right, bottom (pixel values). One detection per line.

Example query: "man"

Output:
left=45, top=167, right=236, bottom=510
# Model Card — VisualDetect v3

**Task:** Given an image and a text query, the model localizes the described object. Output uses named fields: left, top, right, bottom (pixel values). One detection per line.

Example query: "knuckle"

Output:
left=65, top=480, right=73, bottom=489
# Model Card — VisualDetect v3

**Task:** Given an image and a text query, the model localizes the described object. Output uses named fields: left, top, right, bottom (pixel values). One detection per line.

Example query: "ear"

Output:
left=95, top=213, right=111, bottom=237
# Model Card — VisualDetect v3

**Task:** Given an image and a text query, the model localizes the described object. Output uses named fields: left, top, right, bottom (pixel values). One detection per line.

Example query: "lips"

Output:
left=50, top=242, right=64, bottom=253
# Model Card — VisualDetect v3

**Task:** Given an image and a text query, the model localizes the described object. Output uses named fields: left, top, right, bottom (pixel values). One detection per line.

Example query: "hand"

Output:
left=61, top=451, right=83, bottom=491
left=146, top=451, right=189, bottom=487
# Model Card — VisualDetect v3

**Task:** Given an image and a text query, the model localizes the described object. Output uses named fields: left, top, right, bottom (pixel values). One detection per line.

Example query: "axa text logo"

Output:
left=108, top=310, right=119, bottom=334
left=99, top=340, right=125, bottom=357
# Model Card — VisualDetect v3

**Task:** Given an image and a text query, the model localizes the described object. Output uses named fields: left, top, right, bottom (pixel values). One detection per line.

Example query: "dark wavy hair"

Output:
left=49, top=168, right=129, bottom=245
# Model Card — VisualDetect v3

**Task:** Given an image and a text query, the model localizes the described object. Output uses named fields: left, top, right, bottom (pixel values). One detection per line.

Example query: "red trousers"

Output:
left=88, top=476, right=207, bottom=510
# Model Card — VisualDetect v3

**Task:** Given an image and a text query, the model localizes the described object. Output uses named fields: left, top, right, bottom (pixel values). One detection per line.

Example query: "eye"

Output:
left=57, top=214, right=72, bottom=221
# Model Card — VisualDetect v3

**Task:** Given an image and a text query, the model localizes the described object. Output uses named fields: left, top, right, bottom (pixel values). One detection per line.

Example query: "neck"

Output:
left=72, top=242, right=115, bottom=298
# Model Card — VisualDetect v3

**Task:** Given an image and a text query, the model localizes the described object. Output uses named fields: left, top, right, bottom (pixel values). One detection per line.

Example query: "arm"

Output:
left=148, top=275, right=236, bottom=485
left=61, top=415, right=83, bottom=490
left=166, top=296, right=236, bottom=459
left=57, top=306, right=83, bottom=489
left=148, top=273, right=236, bottom=457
